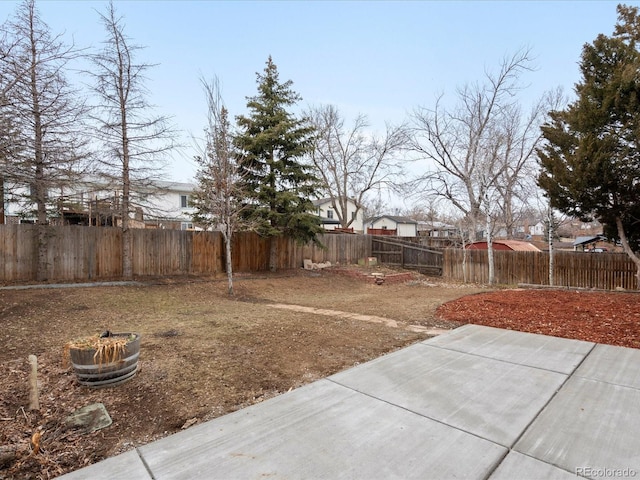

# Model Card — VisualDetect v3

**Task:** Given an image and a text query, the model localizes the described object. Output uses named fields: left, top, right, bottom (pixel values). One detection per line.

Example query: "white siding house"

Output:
left=143, top=181, right=198, bottom=229
left=367, top=216, right=418, bottom=237
left=529, top=221, right=545, bottom=237
left=313, top=197, right=365, bottom=233
left=2, top=177, right=197, bottom=229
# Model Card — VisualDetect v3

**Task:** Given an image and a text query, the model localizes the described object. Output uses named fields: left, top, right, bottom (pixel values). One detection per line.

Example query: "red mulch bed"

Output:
left=436, top=288, right=640, bottom=349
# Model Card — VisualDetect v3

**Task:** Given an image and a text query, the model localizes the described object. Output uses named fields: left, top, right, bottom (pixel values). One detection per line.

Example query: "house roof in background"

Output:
left=313, top=198, right=333, bottom=206
left=497, top=240, right=541, bottom=251
left=467, top=240, right=541, bottom=251
left=76, top=177, right=196, bottom=193
left=573, top=235, right=605, bottom=246
left=318, top=218, right=341, bottom=225
left=417, top=221, right=456, bottom=230
left=368, top=215, right=418, bottom=225
left=530, top=240, right=575, bottom=251
left=312, top=197, right=358, bottom=207
left=155, top=181, right=196, bottom=190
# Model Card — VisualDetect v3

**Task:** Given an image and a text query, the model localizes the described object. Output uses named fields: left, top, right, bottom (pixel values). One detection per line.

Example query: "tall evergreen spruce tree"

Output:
left=538, top=4, right=640, bottom=287
left=235, top=56, right=322, bottom=271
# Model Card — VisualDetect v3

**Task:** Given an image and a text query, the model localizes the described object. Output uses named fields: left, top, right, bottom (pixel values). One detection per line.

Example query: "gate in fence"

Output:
left=371, top=236, right=444, bottom=276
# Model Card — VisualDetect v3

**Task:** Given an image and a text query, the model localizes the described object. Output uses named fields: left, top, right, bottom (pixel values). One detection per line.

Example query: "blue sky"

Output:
left=0, top=1, right=634, bottom=184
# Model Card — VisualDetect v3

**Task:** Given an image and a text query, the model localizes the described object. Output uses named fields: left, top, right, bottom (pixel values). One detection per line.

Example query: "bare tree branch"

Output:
left=409, top=48, right=538, bottom=241
left=307, top=104, right=408, bottom=228
left=191, top=76, right=254, bottom=295
left=86, top=1, right=177, bottom=278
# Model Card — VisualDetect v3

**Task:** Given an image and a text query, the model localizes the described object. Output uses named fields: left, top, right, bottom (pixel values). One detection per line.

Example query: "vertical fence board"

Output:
left=192, top=230, right=222, bottom=273
left=1, top=225, right=36, bottom=282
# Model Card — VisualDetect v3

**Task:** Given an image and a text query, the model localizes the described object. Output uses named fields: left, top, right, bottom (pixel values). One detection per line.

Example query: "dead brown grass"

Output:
left=0, top=268, right=488, bottom=479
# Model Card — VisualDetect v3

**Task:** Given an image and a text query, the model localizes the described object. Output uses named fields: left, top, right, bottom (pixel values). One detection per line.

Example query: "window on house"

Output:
left=327, top=210, right=334, bottom=219
left=351, top=211, right=357, bottom=220
left=181, top=222, right=194, bottom=230
left=180, top=195, right=190, bottom=208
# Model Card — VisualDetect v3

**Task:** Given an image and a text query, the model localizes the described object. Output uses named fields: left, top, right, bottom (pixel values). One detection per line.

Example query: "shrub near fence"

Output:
left=0, top=225, right=371, bottom=284
left=443, top=248, right=638, bottom=290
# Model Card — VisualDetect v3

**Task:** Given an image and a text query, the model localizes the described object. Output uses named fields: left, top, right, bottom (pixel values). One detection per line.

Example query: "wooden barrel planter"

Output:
left=67, top=333, right=141, bottom=388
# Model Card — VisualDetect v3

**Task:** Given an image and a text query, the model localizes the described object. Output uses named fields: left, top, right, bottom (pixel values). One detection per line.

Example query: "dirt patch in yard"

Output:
left=0, top=268, right=485, bottom=479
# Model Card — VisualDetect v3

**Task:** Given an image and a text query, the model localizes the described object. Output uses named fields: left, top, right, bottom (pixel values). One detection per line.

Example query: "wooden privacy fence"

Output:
left=371, top=236, right=444, bottom=276
left=443, top=248, right=639, bottom=290
left=0, top=225, right=371, bottom=284
left=2, top=225, right=638, bottom=290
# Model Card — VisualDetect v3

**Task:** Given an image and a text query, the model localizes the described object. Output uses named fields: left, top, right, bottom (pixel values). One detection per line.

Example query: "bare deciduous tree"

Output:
left=493, top=102, right=543, bottom=238
left=0, top=0, right=89, bottom=279
left=409, top=49, right=535, bottom=242
left=192, top=77, right=251, bottom=295
left=493, top=87, right=567, bottom=238
left=87, top=1, right=176, bottom=278
left=307, top=104, right=407, bottom=229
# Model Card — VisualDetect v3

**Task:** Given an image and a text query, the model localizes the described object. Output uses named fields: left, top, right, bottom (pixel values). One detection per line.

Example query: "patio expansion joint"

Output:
left=571, top=373, right=640, bottom=392
left=480, top=449, right=581, bottom=480
left=136, top=447, right=156, bottom=480
left=417, top=339, right=600, bottom=480
left=499, top=341, right=599, bottom=471
left=326, top=377, right=511, bottom=450
left=419, top=342, right=594, bottom=376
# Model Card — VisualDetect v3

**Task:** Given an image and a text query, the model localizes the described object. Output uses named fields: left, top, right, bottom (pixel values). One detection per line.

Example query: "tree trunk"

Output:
left=503, top=191, right=514, bottom=239
left=224, top=228, right=234, bottom=296
left=31, top=22, right=48, bottom=282
left=548, top=208, right=555, bottom=287
left=36, top=225, right=48, bottom=282
left=121, top=170, right=132, bottom=278
left=486, top=214, right=495, bottom=285
left=35, top=173, right=48, bottom=281
left=615, top=216, right=640, bottom=290
left=0, top=175, right=4, bottom=224
left=468, top=215, right=478, bottom=243
left=121, top=118, right=132, bottom=278
left=460, top=225, right=468, bottom=283
left=122, top=226, right=132, bottom=279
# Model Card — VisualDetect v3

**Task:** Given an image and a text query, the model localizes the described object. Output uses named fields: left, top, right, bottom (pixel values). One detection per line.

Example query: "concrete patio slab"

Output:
left=515, top=376, right=640, bottom=477
left=138, top=379, right=506, bottom=479
left=330, top=341, right=568, bottom=446
left=574, top=343, right=640, bottom=388
left=59, top=449, right=151, bottom=480
left=488, top=451, right=579, bottom=479
left=426, top=324, right=594, bottom=374
left=59, top=325, right=639, bottom=480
